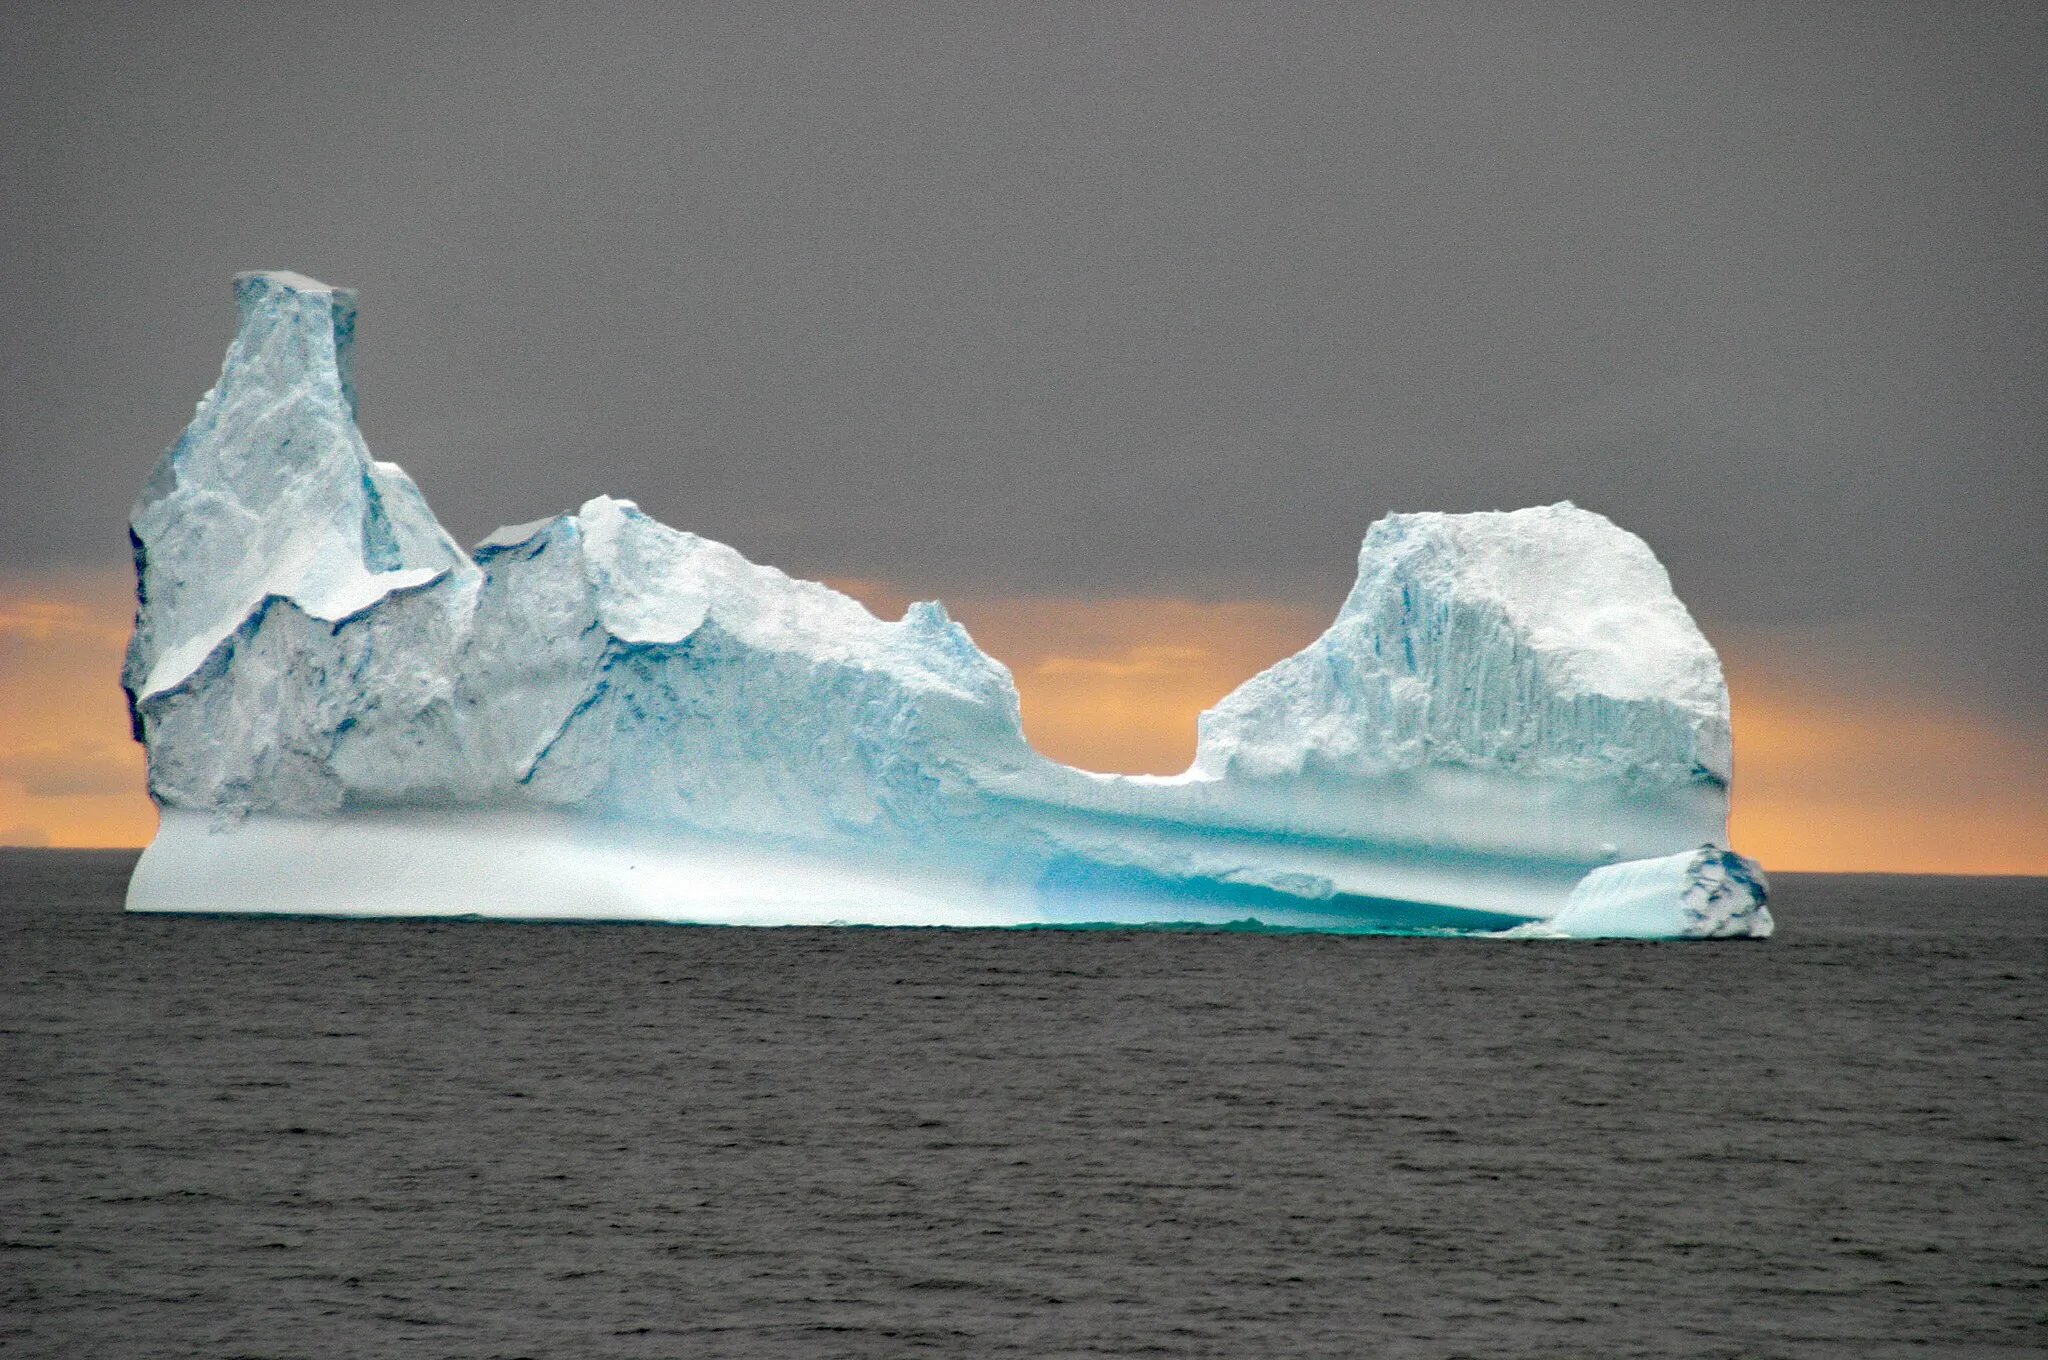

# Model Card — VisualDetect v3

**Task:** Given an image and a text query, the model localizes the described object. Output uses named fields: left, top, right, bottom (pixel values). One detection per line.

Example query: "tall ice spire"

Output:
left=123, top=272, right=470, bottom=719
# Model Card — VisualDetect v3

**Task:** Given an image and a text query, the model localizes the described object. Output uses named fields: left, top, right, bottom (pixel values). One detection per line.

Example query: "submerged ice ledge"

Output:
left=122, top=272, right=1771, bottom=939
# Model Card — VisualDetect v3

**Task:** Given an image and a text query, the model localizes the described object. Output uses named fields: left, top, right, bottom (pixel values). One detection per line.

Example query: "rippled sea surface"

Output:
left=3, top=852, right=2043, bottom=1358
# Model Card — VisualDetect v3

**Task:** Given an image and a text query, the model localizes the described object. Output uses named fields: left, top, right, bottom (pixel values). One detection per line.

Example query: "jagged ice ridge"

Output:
left=122, top=272, right=1770, bottom=938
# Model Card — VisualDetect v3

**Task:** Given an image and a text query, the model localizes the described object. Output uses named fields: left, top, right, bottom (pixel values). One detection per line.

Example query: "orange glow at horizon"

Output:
left=838, top=585, right=1331, bottom=780
left=3, top=569, right=2042, bottom=874
left=0, top=570, right=157, bottom=848
left=840, top=580, right=2048, bottom=875
left=1724, top=661, right=2048, bottom=875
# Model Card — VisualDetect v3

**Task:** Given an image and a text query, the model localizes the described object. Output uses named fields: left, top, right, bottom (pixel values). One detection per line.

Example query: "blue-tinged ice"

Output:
left=122, top=273, right=1770, bottom=938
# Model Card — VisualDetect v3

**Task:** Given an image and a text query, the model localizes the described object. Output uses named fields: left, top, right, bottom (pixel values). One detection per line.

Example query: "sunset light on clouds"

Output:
left=0, top=571, right=153, bottom=849
left=9, top=568, right=2040, bottom=873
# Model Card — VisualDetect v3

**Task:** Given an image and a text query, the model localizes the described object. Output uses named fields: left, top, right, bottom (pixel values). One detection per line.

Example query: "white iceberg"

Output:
left=122, top=272, right=1771, bottom=939
left=1499, top=846, right=1772, bottom=940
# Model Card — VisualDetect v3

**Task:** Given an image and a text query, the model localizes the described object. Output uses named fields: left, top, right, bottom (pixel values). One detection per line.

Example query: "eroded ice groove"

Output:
left=123, top=273, right=1769, bottom=938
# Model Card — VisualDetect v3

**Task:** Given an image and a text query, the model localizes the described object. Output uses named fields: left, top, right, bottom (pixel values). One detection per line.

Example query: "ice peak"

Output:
left=227, top=270, right=359, bottom=422
left=1347, top=503, right=1724, bottom=712
left=123, top=274, right=470, bottom=707
left=234, top=268, right=343, bottom=294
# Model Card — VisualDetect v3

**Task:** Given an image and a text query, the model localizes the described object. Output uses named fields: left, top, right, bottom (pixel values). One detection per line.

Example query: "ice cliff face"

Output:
left=123, top=272, right=1766, bottom=937
left=461, top=498, right=1038, bottom=843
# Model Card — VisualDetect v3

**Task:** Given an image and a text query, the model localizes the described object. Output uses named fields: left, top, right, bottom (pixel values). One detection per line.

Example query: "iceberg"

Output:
left=121, top=272, right=1771, bottom=939
left=1507, top=846, right=1773, bottom=940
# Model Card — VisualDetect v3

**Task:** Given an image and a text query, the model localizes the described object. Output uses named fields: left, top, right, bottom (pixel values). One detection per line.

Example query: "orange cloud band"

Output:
left=0, top=570, right=156, bottom=848
left=6, top=570, right=2041, bottom=873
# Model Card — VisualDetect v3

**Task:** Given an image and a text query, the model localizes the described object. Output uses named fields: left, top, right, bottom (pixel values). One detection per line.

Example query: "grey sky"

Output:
left=4, top=3, right=2043, bottom=715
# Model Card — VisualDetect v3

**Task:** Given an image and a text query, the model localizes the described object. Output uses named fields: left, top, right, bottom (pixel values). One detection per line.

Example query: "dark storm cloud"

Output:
left=3, top=2, right=2043, bottom=713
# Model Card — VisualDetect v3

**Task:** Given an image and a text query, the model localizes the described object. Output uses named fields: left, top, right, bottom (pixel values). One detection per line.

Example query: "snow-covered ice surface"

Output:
left=123, top=273, right=1769, bottom=938
left=1499, top=846, right=1773, bottom=940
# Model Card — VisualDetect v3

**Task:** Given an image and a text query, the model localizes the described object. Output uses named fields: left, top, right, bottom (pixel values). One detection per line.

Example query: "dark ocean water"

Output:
left=2, top=852, right=2042, bottom=1359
